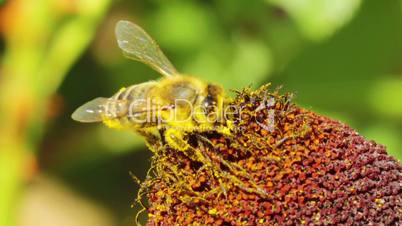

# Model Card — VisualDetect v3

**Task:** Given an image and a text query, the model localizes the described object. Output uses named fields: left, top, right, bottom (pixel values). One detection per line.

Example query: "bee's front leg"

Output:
left=164, top=128, right=190, bottom=151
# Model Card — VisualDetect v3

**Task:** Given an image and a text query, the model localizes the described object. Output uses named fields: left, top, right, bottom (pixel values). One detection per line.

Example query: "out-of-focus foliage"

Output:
left=0, top=0, right=111, bottom=225
left=368, top=77, right=402, bottom=119
left=268, top=0, right=362, bottom=41
left=0, top=0, right=401, bottom=226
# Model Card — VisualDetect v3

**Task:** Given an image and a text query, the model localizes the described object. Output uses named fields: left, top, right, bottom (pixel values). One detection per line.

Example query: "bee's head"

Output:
left=202, top=84, right=224, bottom=112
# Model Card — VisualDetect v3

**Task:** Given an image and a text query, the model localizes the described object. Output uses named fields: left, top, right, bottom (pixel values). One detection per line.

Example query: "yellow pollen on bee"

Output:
left=102, top=118, right=124, bottom=129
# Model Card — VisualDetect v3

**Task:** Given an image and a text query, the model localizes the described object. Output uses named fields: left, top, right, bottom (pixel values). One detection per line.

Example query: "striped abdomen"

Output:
left=104, top=81, right=158, bottom=124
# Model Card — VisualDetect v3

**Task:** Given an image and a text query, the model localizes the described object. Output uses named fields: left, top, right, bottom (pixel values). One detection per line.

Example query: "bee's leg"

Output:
left=164, top=128, right=189, bottom=151
left=138, top=129, right=162, bottom=153
left=195, top=134, right=268, bottom=198
left=158, top=128, right=166, bottom=145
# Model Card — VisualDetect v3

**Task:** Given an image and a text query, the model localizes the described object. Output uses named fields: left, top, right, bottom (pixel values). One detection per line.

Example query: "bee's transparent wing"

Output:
left=115, top=20, right=178, bottom=77
left=71, top=97, right=107, bottom=123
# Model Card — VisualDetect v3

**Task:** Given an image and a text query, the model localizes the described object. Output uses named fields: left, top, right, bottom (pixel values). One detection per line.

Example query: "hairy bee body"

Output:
left=103, top=81, right=158, bottom=128
left=72, top=20, right=231, bottom=151
left=101, top=76, right=227, bottom=150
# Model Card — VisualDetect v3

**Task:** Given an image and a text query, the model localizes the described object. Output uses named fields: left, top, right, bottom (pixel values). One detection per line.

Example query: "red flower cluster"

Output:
left=139, top=86, right=401, bottom=225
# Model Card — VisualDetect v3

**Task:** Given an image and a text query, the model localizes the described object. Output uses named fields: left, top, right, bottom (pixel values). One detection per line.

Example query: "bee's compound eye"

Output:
left=71, top=97, right=108, bottom=123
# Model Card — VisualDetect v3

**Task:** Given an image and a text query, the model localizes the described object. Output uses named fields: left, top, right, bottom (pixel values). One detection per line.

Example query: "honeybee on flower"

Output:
left=72, top=20, right=233, bottom=151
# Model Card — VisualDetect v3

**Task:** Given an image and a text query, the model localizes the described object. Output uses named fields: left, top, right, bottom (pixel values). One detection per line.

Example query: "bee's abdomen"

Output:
left=114, top=81, right=157, bottom=102
left=108, top=82, right=157, bottom=125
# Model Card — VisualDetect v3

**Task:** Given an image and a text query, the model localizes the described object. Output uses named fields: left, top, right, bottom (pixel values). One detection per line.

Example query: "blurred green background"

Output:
left=0, top=0, right=401, bottom=225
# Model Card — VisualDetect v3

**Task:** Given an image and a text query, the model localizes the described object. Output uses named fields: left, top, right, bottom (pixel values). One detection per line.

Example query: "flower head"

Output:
left=139, top=85, right=401, bottom=225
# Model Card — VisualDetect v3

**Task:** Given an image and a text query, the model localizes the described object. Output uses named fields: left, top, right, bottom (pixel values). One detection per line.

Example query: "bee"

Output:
left=72, top=20, right=232, bottom=151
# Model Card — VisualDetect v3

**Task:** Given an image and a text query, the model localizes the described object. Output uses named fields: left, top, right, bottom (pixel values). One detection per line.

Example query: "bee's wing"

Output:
left=115, top=20, right=178, bottom=77
left=71, top=97, right=108, bottom=123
